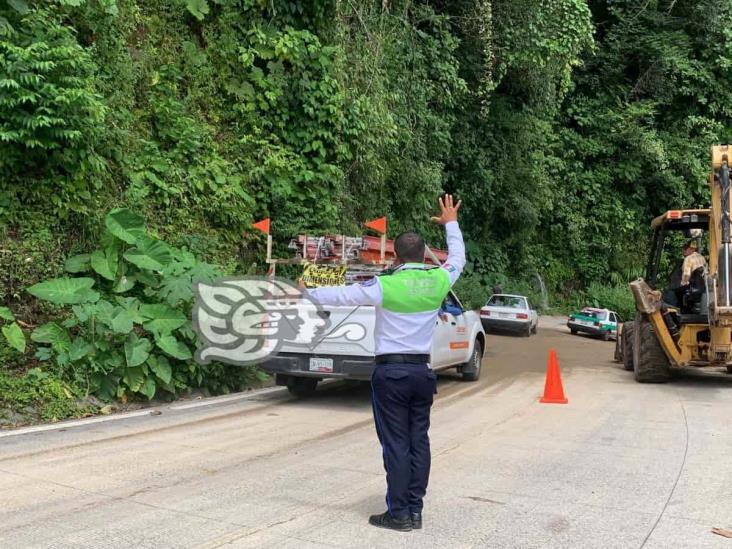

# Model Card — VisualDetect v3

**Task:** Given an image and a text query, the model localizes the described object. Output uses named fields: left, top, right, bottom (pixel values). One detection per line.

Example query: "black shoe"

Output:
left=368, top=511, right=412, bottom=532
left=410, top=512, right=422, bottom=529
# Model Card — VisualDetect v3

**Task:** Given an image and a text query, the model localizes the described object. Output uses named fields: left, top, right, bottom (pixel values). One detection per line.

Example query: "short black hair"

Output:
left=394, top=231, right=425, bottom=263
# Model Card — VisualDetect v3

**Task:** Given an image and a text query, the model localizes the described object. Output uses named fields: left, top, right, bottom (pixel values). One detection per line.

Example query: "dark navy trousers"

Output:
left=371, top=362, right=437, bottom=519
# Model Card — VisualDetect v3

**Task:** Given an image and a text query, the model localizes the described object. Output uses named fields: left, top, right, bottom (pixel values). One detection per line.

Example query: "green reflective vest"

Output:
left=379, top=264, right=452, bottom=313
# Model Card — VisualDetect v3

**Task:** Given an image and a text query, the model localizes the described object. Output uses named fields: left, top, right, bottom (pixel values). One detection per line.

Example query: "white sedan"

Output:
left=479, top=294, right=539, bottom=337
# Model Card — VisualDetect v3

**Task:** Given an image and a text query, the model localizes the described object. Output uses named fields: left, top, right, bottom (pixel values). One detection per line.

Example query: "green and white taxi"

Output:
left=567, top=307, right=620, bottom=341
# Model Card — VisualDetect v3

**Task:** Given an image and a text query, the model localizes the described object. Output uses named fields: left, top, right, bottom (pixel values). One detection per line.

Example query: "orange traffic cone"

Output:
left=539, top=349, right=568, bottom=404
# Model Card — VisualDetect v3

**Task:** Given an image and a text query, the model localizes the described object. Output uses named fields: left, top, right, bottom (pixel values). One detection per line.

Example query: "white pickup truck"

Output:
left=261, top=288, right=486, bottom=396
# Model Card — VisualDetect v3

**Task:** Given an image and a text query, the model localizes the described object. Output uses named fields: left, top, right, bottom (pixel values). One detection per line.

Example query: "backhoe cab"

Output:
left=620, top=145, right=732, bottom=381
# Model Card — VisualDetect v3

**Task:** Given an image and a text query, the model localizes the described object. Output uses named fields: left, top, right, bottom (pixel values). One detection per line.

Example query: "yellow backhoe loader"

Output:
left=618, top=145, right=732, bottom=381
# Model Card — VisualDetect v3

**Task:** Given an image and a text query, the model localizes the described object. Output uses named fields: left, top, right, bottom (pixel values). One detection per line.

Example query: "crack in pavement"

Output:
left=639, top=389, right=690, bottom=548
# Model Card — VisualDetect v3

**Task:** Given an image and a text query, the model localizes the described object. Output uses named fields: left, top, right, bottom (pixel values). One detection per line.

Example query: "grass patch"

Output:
left=0, top=366, right=97, bottom=428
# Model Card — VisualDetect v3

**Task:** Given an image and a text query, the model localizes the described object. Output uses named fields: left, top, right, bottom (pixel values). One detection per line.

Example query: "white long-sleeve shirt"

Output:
left=307, top=221, right=466, bottom=355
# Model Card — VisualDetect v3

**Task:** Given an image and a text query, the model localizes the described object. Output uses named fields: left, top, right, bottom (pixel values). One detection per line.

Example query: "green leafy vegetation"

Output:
left=25, top=208, right=258, bottom=402
left=1, top=0, right=731, bottom=422
left=0, top=306, right=24, bottom=352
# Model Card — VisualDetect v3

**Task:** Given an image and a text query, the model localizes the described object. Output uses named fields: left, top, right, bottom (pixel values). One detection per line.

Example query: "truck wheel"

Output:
left=601, top=330, right=610, bottom=341
left=632, top=318, right=670, bottom=383
left=462, top=341, right=483, bottom=382
left=570, top=328, right=578, bottom=335
left=621, top=321, right=635, bottom=371
left=522, top=325, right=531, bottom=337
left=287, top=377, right=319, bottom=397
left=531, top=323, right=538, bottom=335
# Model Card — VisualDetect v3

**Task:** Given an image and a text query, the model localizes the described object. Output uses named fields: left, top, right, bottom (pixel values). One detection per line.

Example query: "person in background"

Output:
left=681, top=241, right=707, bottom=286
left=663, top=241, right=707, bottom=307
left=305, top=194, right=465, bottom=532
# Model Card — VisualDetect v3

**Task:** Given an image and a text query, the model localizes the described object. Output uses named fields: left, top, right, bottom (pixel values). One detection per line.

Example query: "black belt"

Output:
left=375, top=354, right=430, bottom=365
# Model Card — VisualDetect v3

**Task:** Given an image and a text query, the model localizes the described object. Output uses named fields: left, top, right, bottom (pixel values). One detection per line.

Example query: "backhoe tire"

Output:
left=621, top=321, right=635, bottom=371
left=632, top=318, right=670, bottom=383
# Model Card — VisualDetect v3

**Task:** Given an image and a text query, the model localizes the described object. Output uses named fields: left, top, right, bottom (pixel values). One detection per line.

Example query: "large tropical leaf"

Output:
left=91, top=249, right=119, bottom=281
left=140, top=304, right=187, bottom=335
left=68, top=338, right=94, bottom=361
left=64, top=254, right=91, bottom=274
left=115, top=297, right=145, bottom=324
left=27, top=277, right=99, bottom=305
left=156, top=335, right=192, bottom=360
left=90, top=300, right=115, bottom=328
left=92, top=372, right=119, bottom=401
left=113, top=275, right=135, bottom=294
left=134, top=270, right=159, bottom=288
left=123, top=237, right=172, bottom=271
left=148, top=355, right=172, bottom=384
left=186, top=0, right=209, bottom=20
left=111, top=307, right=134, bottom=334
left=35, top=347, right=52, bottom=362
left=124, top=333, right=152, bottom=367
left=2, top=322, right=25, bottom=353
left=122, top=366, right=145, bottom=392
left=31, top=322, right=71, bottom=352
left=158, top=275, right=194, bottom=306
left=0, top=306, right=14, bottom=321
left=99, top=0, right=118, bottom=15
left=140, top=376, right=157, bottom=399
left=7, top=0, right=30, bottom=15
left=105, top=208, right=146, bottom=244
left=188, top=261, right=221, bottom=283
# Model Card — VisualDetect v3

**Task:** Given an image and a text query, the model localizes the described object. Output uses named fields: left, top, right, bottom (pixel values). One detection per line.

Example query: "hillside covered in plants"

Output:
left=1, top=0, right=731, bottom=420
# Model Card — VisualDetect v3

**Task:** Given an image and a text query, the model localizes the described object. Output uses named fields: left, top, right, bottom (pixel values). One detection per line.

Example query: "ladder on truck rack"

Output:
left=250, top=216, right=447, bottom=279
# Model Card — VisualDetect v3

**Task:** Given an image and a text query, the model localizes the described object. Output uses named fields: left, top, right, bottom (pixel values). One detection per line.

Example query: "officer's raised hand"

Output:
left=430, top=194, right=462, bottom=225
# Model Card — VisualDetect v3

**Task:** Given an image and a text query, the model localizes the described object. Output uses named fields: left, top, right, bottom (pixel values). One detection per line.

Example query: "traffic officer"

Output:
left=306, top=194, right=465, bottom=532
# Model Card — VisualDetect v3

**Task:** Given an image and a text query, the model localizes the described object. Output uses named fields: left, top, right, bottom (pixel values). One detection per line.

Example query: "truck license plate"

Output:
left=309, top=358, right=333, bottom=373
left=499, top=313, right=510, bottom=318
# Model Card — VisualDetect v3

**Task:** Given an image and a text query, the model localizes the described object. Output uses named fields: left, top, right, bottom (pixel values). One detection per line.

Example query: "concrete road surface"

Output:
left=2, top=317, right=732, bottom=548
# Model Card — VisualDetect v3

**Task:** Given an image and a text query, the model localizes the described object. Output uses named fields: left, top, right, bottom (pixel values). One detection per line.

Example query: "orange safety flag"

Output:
left=252, top=218, right=270, bottom=235
left=365, top=216, right=387, bottom=234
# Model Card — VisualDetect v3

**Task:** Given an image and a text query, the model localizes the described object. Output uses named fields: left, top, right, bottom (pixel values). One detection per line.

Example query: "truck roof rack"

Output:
left=250, top=216, right=446, bottom=277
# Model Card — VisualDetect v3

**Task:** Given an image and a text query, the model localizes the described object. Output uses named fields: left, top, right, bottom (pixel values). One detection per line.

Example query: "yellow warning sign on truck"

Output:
left=301, top=263, right=347, bottom=288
